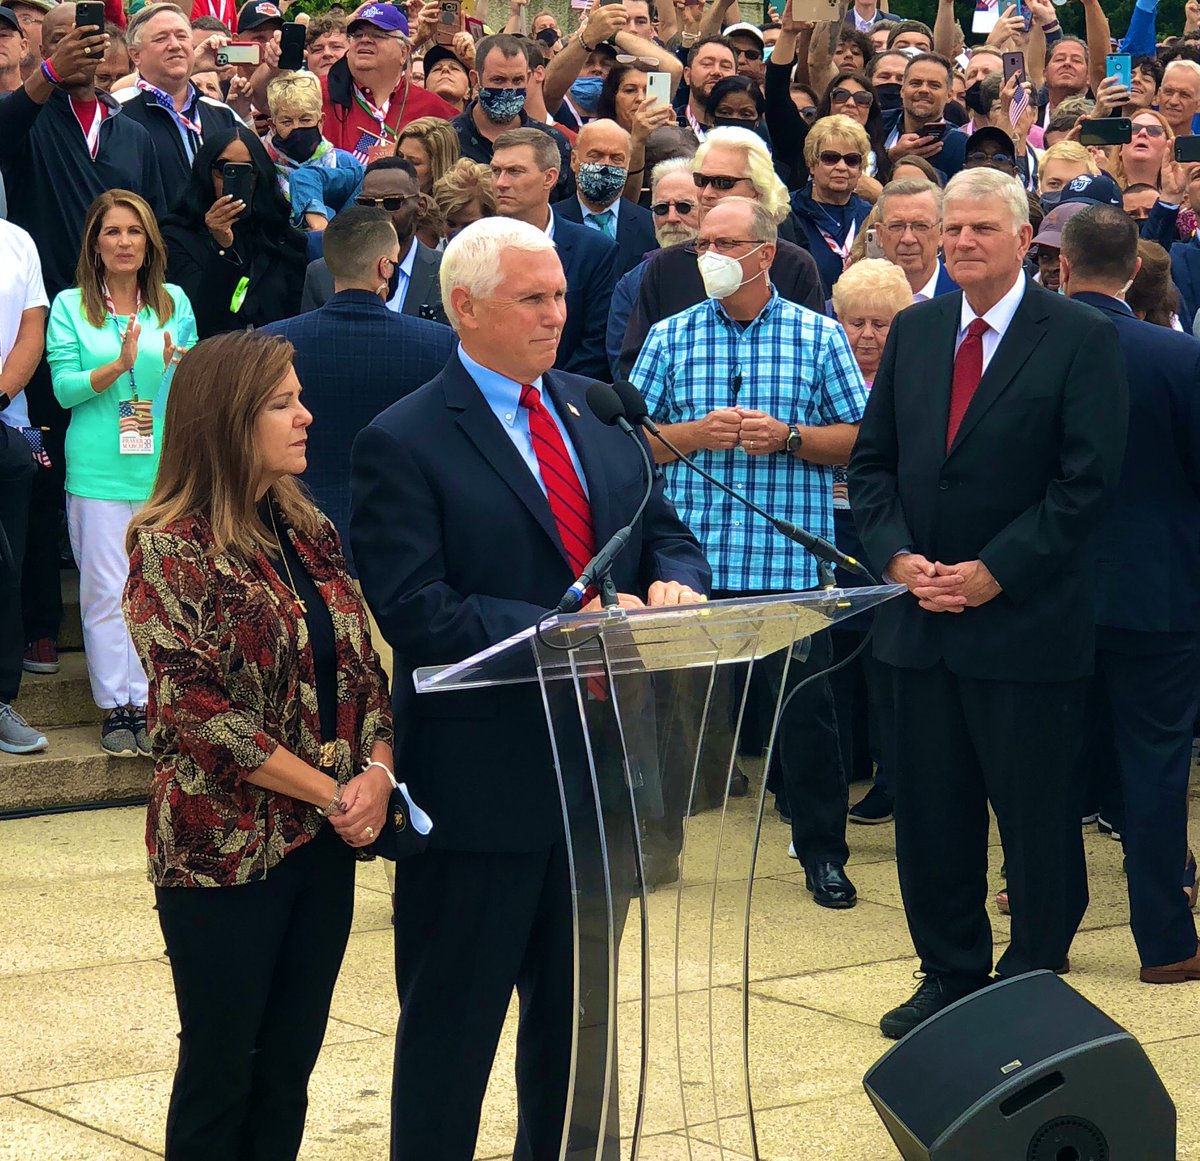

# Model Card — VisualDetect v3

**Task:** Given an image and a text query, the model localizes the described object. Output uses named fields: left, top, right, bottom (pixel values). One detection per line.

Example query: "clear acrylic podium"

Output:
left=414, top=587, right=903, bottom=1160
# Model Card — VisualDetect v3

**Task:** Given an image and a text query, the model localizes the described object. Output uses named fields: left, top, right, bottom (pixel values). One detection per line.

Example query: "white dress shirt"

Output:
left=385, top=239, right=419, bottom=314
left=956, top=271, right=1027, bottom=375
left=912, top=263, right=941, bottom=303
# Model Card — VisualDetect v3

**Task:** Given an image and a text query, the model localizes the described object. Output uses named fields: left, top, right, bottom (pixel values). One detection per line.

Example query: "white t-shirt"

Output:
left=0, top=220, right=49, bottom=430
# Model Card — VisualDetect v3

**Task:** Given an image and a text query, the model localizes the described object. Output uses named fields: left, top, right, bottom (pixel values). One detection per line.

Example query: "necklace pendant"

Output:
left=297, top=598, right=307, bottom=614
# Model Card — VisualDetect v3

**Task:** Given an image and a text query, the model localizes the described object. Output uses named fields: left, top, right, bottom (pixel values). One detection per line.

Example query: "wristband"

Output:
left=363, top=760, right=399, bottom=789
left=1041, top=19, right=1060, bottom=30
left=41, top=59, right=62, bottom=86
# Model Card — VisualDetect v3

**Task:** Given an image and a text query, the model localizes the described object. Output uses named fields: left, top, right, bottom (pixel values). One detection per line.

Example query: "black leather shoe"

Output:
left=805, top=862, right=857, bottom=909
left=728, top=767, right=750, bottom=797
left=880, top=974, right=971, bottom=1040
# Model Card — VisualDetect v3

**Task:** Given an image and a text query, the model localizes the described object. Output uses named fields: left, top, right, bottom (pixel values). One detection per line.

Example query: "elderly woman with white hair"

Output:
left=617, top=126, right=826, bottom=376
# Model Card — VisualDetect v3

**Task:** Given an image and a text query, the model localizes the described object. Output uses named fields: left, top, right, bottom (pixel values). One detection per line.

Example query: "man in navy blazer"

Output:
left=552, top=118, right=659, bottom=278
left=491, top=127, right=619, bottom=381
left=882, top=55, right=968, bottom=184
left=349, top=217, right=709, bottom=1161
left=262, top=207, right=455, bottom=574
left=1062, top=205, right=1200, bottom=985
left=877, top=177, right=959, bottom=302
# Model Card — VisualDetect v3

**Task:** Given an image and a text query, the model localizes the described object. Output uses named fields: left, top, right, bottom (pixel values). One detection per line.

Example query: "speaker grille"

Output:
left=1027, top=1115, right=1109, bottom=1161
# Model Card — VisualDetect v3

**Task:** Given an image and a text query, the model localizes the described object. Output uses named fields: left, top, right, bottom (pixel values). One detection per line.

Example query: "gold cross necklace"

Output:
left=267, top=501, right=307, bottom=615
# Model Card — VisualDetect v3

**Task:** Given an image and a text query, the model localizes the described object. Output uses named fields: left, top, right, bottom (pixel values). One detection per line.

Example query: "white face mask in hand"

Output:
left=697, top=244, right=766, bottom=299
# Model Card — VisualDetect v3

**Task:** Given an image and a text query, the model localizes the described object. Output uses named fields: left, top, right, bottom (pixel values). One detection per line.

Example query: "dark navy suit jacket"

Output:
left=1170, top=236, right=1200, bottom=334
left=1071, top=292, right=1200, bottom=633
left=553, top=211, right=619, bottom=382
left=262, top=290, right=456, bottom=573
left=552, top=195, right=658, bottom=278
left=349, top=355, right=710, bottom=851
left=932, top=261, right=959, bottom=298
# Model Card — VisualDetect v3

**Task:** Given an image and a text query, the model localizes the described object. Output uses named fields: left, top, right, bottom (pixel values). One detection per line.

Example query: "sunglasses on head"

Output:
left=830, top=87, right=873, bottom=107
left=818, top=150, right=862, bottom=168
left=356, top=194, right=418, bottom=210
left=651, top=199, right=696, bottom=216
left=693, top=173, right=747, bottom=190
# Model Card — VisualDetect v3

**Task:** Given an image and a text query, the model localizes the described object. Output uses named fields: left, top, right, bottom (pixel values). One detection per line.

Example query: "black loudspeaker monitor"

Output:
left=862, top=971, right=1175, bottom=1160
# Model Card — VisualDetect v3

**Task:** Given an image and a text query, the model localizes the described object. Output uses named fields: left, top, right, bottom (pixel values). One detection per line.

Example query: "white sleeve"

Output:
left=20, top=229, right=48, bottom=312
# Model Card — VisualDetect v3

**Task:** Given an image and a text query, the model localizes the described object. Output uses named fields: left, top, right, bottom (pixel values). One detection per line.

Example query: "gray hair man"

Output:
left=876, top=177, right=952, bottom=301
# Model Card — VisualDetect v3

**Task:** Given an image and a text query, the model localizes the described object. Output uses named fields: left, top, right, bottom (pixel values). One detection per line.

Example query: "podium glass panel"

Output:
left=414, top=588, right=903, bottom=1159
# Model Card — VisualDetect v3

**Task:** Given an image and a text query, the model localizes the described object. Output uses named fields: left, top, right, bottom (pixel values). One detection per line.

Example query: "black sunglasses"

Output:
left=818, top=150, right=863, bottom=167
left=693, top=173, right=747, bottom=190
left=735, top=46, right=763, bottom=61
left=830, top=87, right=873, bottom=107
left=651, top=199, right=696, bottom=216
left=356, top=194, right=418, bottom=210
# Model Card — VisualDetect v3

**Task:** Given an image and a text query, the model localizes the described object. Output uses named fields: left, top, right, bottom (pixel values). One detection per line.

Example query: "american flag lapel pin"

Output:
left=567, top=403, right=581, bottom=417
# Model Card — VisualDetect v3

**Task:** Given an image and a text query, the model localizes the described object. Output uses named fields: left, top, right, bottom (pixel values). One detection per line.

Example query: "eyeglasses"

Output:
left=651, top=199, right=696, bottom=216
left=797, top=105, right=818, bottom=122
left=357, top=194, right=419, bottom=210
left=15, top=10, right=41, bottom=26
left=1132, top=122, right=1167, bottom=138
left=881, top=220, right=937, bottom=236
left=830, top=87, right=873, bottom=107
left=694, top=237, right=761, bottom=254
left=693, top=173, right=749, bottom=190
left=966, top=150, right=1014, bottom=163
left=615, top=53, right=658, bottom=65
left=348, top=27, right=405, bottom=42
left=734, top=46, right=763, bottom=62
left=817, top=150, right=862, bottom=168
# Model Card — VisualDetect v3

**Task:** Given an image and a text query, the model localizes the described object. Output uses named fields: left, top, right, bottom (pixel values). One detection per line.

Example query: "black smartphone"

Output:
left=221, top=162, right=254, bottom=215
left=75, top=1, right=105, bottom=35
left=920, top=119, right=947, bottom=139
left=277, top=21, right=306, bottom=71
left=1002, top=50, right=1025, bottom=83
left=1175, top=135, right=1200, bottom=163
left=1077, top=117, right=1132, bottom=146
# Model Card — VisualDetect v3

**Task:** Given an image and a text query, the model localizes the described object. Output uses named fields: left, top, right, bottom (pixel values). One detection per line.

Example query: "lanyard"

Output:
left=685, top=105, right=707, bottom=142
left=72, top=99, right=103, bottom=160
left=819, top=217, right=858, bottom=268
left=353, top=84, right=396, bottom=141
left=136, top=79, right=205, bottom=139
left=103, top=283, right=143, bottom=400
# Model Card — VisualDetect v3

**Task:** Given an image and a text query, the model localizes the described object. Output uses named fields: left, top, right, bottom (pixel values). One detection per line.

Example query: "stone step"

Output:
left=0, top=725, right=151, bottom=815
left=18, top=651, right=102, bottom=730
left=59, top=569, right=82, bottom=651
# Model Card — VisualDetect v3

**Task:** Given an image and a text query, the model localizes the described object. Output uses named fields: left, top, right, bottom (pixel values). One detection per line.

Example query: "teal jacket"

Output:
left=48, top=284, right=195, bottom=502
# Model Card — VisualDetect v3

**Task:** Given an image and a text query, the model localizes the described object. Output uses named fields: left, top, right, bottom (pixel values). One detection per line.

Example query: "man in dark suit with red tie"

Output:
left=849, top=168, right=1129, bottom=1040
left=349, top=217, right=710, bottom=1160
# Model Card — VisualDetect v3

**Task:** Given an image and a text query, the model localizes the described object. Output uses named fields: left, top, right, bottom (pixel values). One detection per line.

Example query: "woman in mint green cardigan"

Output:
left=47, top=190, right=196, bottom=759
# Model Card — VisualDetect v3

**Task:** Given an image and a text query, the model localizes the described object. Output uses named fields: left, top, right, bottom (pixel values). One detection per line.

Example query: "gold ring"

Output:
left=364, top=826, right=375, bottom=839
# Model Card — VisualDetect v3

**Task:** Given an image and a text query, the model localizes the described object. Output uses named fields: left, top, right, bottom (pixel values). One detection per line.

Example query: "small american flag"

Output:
left=351, top=129, right=378, bottom=163
left=18, top=426, right=51, bottom=469
left=119, top=400, right=153, bottom=439
left=1009, top=81, right=1030, bottom=128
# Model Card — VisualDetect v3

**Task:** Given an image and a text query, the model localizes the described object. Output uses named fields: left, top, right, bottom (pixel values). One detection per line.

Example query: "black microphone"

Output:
left=609, top=379, right=871, bottom=579
left=550, top=383, right=656, bottom=614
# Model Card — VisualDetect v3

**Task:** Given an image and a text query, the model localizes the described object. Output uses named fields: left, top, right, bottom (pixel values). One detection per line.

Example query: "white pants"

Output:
left=66, top=495, right=148, bottom=710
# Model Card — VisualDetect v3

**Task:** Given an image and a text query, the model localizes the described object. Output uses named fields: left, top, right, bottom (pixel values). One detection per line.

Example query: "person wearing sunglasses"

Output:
left=791, top=114, right=873, bottom=296
left=302, top=156, right=447, bottom=323
left=723, top=21, right=766, bottom=86
left=814, top=70, right=890, bottom=186
left=1110, top=109, right=1174, bottom=191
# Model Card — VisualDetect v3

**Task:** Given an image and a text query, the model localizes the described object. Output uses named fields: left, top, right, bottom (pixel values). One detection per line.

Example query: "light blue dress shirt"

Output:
left=578, top=194, right=622, bottom=239
left=386, top=238, right=418, bottom=313
left=457, top=346, right=589, bottom=498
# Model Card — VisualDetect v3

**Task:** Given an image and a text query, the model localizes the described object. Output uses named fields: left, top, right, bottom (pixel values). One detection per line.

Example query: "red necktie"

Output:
left=519, top=384, right=596, bottom=579
left=946, top=318, right=989, bottom=452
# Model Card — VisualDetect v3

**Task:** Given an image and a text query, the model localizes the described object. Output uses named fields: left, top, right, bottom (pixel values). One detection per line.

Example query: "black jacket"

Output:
left=0, top=87, right=165, bottom=298
left=848, top=280, right=1129, bottom=682
left=114, top=87, right=239, bottom=211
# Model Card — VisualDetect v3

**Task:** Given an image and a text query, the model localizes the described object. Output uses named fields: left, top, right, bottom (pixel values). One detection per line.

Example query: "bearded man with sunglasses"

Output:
left=301, top=156, right=446, bottom=321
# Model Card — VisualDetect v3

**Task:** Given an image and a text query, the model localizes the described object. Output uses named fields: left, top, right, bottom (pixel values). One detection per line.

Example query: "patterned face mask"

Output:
left=576, top=162, right=628, bottom=206
left=478, top=87, right=527, bottom=123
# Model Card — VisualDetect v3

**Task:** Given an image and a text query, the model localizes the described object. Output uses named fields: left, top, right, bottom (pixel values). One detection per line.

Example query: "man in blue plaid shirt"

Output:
left=631, top=196, right=869, bottom=908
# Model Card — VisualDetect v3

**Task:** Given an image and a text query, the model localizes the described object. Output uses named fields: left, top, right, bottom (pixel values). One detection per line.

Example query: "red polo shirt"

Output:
left=320, top=72, right=458, bottom=152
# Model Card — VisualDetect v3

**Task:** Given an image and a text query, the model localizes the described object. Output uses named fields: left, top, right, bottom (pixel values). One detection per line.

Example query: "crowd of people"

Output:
left=1, top=0, right=1200, bottom=1153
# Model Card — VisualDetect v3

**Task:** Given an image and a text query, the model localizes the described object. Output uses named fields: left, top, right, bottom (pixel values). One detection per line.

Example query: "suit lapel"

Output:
left=443, top=359, right=571, bottom=566
left=918, top=293, right=960, bottom=464
left=948, top=282, right=1047, bottom=457
left=542, top=372, right=615, bottom=543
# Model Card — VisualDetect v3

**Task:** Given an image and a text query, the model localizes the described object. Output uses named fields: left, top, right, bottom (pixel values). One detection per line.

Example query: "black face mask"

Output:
left=272, top=125, right=322, bottom=163
left=874, top=82, right=902, bottom=113
left=964, top=79, right=989, bottom=115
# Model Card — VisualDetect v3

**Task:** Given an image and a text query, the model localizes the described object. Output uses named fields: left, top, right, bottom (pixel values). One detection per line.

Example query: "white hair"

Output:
left=1164, top=59, right=1200, bottom=90
left=695, top=126, right=791, bottom=225
left=650, top=156, right=694, bottom=193
left=943, top=167, right=1029, bottom=231
left=439, top=217, right=558, bottom=333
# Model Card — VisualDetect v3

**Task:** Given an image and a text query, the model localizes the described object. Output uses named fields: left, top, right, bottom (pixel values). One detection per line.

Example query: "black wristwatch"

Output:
left=0, top=391, right=10, bottom=413
left=778, top=425, right=802, bottom=455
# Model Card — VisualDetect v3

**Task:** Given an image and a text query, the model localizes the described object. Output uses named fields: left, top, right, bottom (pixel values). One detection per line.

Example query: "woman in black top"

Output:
left=162, top=127, right=308, bottom=337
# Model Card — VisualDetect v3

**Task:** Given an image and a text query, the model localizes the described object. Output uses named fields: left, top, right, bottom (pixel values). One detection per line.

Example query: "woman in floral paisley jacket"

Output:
left=122, top=329, right=394, bottom=1161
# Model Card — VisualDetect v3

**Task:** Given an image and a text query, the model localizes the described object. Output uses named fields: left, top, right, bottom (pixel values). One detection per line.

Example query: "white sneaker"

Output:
left=0, top=703, right=48, bottom=754
left=788, top=840, right=797, bottom=860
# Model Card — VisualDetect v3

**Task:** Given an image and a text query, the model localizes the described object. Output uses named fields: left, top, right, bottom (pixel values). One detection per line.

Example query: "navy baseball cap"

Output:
left=0, top=6, right=19, bottom=32
left=1051, top=172, right=1124, bottom=209
left=348, top=1, right=409, bottom=36
left=423, top=43, right=468, bottom=78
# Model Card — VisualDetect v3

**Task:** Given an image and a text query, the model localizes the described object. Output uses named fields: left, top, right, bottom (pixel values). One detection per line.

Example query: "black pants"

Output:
left=20, top=360, right=65, bottom=642
left=889, top=662, right=1088, bottom=987
left=155, top=826, right=355, bottom=1161
left=829, top=630, right=894, bottom=795
left=0, top=424, right=35, bottom=702
left=1090, top=628, right=1200, bottom=968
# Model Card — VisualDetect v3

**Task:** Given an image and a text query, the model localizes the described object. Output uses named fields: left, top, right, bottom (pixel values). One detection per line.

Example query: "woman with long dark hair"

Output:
left=162, top=126, right=309, bottom=336
left=595, top=60, right=651, bottom=131
left=814, top=70, right=890, bottom=186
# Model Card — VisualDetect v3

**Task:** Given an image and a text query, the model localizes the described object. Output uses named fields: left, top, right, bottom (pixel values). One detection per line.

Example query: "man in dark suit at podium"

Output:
left=349, top=216, right=709, bottom=1161
left=1061, top=205, right=1200, bottom=985
left=849, top=168, right=1128, bottom=1039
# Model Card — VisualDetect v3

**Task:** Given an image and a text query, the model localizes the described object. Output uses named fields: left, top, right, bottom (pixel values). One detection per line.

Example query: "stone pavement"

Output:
left=1, top=782, right=1198, bottom=1161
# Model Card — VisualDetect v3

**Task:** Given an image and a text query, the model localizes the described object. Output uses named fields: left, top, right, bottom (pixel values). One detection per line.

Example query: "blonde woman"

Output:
left=432, top=158, right=498, bottom=240
left=1109, top=109, right=1174, bottom=190
left=48, top=190, right=196, bottom=757
left=123, top=330, right=394, bottom=1159
left=1038, top=140, right=1100, bottom=197
left=398, top=116, right=462, bottom=194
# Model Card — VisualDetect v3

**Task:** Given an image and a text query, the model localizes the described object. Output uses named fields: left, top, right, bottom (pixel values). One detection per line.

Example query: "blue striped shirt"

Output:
left=631, top=288, right=867, bottom=591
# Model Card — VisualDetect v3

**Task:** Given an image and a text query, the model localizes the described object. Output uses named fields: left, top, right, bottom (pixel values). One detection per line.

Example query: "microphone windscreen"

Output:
left=611, top=379, right=649, bottom=423
left=585, top=381, right=626, bottom=427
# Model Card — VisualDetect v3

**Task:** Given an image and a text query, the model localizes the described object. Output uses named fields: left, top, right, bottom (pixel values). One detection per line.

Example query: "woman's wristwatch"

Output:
left=316, top=783, right=344, bottom=817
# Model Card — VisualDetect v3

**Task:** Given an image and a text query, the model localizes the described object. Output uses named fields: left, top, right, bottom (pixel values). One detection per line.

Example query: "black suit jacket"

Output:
left=848, top=279, right=1128, bottom=682
left=1070, top=292, right=1200, bottom=633
left=300, top=238, right=447, bottom=323
left=553, top=212, right=619, bottom=381
left=349, top=356, right=711, bottom=852
left=552, top=195, right=658, bottom=278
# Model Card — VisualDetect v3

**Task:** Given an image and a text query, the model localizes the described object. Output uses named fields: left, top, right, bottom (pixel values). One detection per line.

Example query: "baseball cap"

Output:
left=0, top=6, right=20, bottom=31
left=8, top=0, right=56, bottom=13
left=963, top=125, right=1015, bottom=161
left=422, top=43, right=468, bottom=78
left=1055, top=171, right=1124, bottom=209
left=236, top=0, right=283, bottom=30
left=723, top=21, right=765, bottom=46
left=348, top=1, right=409, bottom=36
left=1031, top=200, right=1089, bottom=249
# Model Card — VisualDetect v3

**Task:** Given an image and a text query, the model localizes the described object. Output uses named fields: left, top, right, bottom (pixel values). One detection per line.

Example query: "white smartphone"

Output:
left=215, top=42, right=262, bottom=66
left=646, top=71, right=672, bottom=107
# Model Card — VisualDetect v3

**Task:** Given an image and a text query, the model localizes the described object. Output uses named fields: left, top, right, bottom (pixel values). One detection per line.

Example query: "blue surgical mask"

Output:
left=569, top=75, right=605, bottom=112
left=577, top=162, right=628, bottom=206
left=478, top=86, right=527, bottom=123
